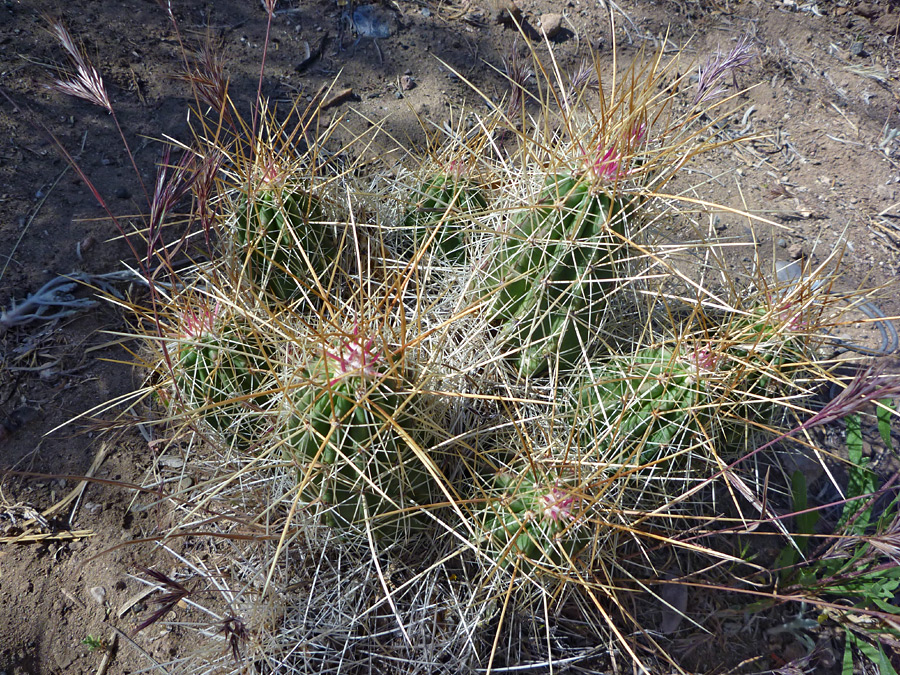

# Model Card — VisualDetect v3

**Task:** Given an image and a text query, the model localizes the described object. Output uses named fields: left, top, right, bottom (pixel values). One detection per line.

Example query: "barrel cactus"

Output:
left=572, top=347, right=711, bottom=468
left=476, top=466, right=585, bottom=570
left=282, top=332, right=432, bottom=538
left=235, top=173, right=335, bottom=301
left=481, top=172, right=632, bottom=376
left=403, top=172, right=487, bottom=264
left=170, top=302, right=270, bottom=440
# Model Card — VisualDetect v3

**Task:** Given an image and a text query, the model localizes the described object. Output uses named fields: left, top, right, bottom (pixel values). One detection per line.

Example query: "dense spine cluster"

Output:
left=572, top=347, right=710, bottom=468
left=481, top=172, right=631, bottom=376
left=281, top=333, right=432, bottom=538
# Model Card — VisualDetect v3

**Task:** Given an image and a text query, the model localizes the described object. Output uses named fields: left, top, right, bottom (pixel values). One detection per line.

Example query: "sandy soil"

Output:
left=1, top=0, right=899, bottom=672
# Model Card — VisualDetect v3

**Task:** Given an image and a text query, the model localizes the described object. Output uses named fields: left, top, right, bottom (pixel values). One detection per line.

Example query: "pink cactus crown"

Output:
left=320, top=328, right=382, bottom=384
left=586, top=122, right=647, bottom=182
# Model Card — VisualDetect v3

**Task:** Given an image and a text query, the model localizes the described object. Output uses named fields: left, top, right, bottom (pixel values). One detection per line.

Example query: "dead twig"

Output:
left=0, top=270, right=138, bottom=330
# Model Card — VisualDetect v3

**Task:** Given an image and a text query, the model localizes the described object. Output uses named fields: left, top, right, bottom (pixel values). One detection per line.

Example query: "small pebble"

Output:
left=400, top=74, right=416, bottom=91
left=114, top=186, right=131, bottom=200
left=787, top=243, right=804, bottom=260
left=157, top=456, right=185, bottom=469
left=539, top=13, right=563, bottom=39
left=178, top=476, right=194, bottom=490
left=777, top=238, right=787, bottom=248
left=489, top=0, right=521, bottom=25
left=420, top=6, right=431, bottom=16
left=849, top=41, right=867, bottom=57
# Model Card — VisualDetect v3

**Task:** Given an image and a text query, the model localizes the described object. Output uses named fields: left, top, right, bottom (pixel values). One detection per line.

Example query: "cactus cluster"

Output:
left=162, top=124, right=805, bottom=567
left=49, top=11, right=888, bottom=668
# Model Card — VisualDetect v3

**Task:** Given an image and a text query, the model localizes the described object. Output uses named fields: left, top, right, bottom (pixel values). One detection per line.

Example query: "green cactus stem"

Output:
left=573, top=347, right=710, bottom=468
left=171, top=303, right=270, bottom=440
left=283, top=332, right=432, bottom=538
left=235, top=179, right=335, bottom=301
left=477, top=467, right=584, bottom=570
left=706, top=303, right=811, bottom=436
left=403, top=173, right=487, bottom=264
left=482, top=172, right=632, bottom=376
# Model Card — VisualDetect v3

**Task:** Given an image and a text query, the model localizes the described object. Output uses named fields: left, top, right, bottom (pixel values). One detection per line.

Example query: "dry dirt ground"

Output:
left=1, top=0, right=900, bottom=673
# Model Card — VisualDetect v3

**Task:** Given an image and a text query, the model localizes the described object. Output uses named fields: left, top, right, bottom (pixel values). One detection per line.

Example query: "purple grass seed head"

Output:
left=694, top=35, right=755, bottom=106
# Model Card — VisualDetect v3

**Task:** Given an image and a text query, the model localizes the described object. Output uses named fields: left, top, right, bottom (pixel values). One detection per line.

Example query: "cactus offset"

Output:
left=477, top=466, right=584, bottom=570
left=235, top=171, right=335, bottom=301
left=282, top=332, right=432, bottom=538
left=573, top=347, right=711, bottom=468
left=404, top=172, right=487, bottom=264
left=482, top=172, right=632, bottom=376
left=171, top=302, right=270, bottom=440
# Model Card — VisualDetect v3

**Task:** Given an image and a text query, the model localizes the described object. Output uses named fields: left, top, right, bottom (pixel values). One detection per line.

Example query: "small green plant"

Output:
left=774, top=398, right=900, bottom=674
left=81, top=635, right=108, bottom=653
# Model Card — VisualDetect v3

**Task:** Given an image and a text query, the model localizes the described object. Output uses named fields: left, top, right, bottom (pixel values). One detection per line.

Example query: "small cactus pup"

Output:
left=572, top=347, right=712, bottom=470
left=480, top=125, right=646, bottom=377
left=403, top=161, right=487, bottom=264
left=282, top=329, right=433, bottom=539
left=476, top=465, right=585, bottom=571
left=699, top=291, right=817, bottom=435
left=232, top=158, right=336, bottom=302
left=167, top=299, right=271, bottom=443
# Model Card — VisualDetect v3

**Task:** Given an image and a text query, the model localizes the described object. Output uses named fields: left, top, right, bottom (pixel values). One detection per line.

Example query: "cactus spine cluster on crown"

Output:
left=170, top=302, right=270, bottom=440
left=477, top=467, right=584, bottom=569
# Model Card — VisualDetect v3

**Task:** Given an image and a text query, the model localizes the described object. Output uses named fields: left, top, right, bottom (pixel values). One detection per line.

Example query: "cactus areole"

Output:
left=483, top=172, right=632, bottom=376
